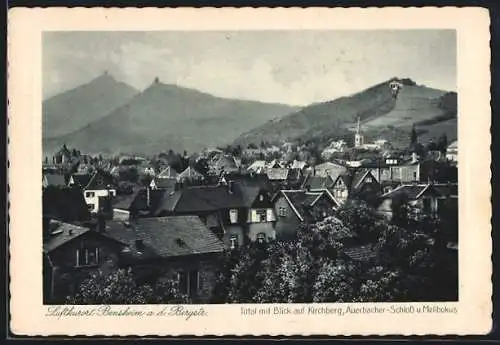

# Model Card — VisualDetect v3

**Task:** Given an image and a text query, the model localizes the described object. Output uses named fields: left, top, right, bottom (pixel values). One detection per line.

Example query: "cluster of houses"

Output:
left=42, top=136, right=459, bottom=303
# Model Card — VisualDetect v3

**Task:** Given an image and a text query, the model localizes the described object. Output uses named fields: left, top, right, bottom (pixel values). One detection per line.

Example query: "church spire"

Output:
left=356, top=117, right=361, bottom=134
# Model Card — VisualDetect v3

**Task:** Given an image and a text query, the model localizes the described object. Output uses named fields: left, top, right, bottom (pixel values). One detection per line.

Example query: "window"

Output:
left=256, top=209, right=267, bottom=222
left=76, top=247, right=99, bottom=267
left=109, top=190, right=116, bottom=197
left=87, top=203, right=95, bottom=211
left=177, top=270, right=199, bottom=297
left=229, top=234, right=239, bottom=249
left=413, top=171, right=418, bottom=180
left=365, top=177, right=373, bottom=183
left=85, top=191, right=95, bottom=198
left=229, top=209, right=238, bottom=224
left=278, top=206, right=287, bottom=217
left=259, top=195, right=264, bottom=202
left=256, top=232, right=266, bottom=244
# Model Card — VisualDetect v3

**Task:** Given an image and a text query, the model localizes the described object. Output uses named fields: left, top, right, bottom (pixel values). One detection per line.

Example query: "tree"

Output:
left=194, top=158, right=209, bottom=176
left=247, top=143, right=258, bottom=149
left=66, top=268, right=189, bottom=305
left=410, top=124, right=418, bottom=148
left=437, top=133, right=448, bottom=153
left=119, top=167, right=139, bottom=183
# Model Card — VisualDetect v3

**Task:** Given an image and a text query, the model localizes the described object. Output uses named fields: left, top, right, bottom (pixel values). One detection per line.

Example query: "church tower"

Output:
left=354, top=117, right=364, bottom=148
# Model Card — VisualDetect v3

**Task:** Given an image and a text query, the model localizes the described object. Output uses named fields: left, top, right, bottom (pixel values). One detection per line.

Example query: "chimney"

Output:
left=154, top=77, right=159, bottom=84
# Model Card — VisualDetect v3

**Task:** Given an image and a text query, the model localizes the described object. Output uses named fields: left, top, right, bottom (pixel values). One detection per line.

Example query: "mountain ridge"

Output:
left=44, top=78, right=299, bottom=155
left=233, top=78, right=457, bottom=149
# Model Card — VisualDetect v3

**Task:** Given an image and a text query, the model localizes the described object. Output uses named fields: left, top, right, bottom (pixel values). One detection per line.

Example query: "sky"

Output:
left=43, top=30, right=456, bottom=106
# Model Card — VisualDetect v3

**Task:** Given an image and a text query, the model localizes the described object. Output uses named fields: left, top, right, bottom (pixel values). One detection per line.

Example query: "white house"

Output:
left=69, top=171, right=116, bottom=214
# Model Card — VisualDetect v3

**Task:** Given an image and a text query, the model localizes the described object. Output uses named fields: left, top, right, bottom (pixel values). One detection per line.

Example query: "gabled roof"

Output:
left=86, top=171, right=115, bottom=190
left=112, top=188, right=148, bottom=211
left=151, top=177, right=177, bottom=190
left=247, top=160, right=267, bottom=171
left=280, top=190, right=337, bottom=221
left=301, top=174, right=335, bottom=190
left=158, top=166, right=178, bottom=178
left=214, top=154, right=239, bottom=169
left=103, top=216, right=224, bottom=259
left=332, top=171, right=352, bottom=188
left=43, top=173, right=66, bottom=188
left=266, top=168, right=289, bottom=181
left=177, top=166, right=204, bottom=180
left=381, top=183, right=458, bottom=200
left=70, top=173, right=92, bottom=189
left=153, top=182, right=268, bottom=216
left=43, top=220, right=123, bottom=253
left=350, top=169, right=378, bottom=190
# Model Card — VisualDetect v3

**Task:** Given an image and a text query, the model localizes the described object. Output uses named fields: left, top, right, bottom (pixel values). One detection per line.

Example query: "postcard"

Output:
left=8, top=7, right=492, bottom=336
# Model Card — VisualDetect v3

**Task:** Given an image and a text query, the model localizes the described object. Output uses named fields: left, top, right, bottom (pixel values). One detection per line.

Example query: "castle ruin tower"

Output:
left=354, top=117, right=364, bottom=148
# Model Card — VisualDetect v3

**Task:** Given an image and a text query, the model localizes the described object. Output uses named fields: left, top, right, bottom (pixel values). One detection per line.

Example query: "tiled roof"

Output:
left=43, top=221, right=91, bottom=252
left=43, top=173, right=66, bottom=187
left=350, top=168, right=376, bottom=190
left=281, top=190, right=332, bottom=221
left=113, top=188, right=149, bottom=211
left=86, top=171, right=116, bottom=190
left=151, top=177, right=177, bottom=189
left=103, top=216, right=224, bottom=259
left=153, top=182, right=266, bottom=216
left=301, top=174, right=335, bottom=190
left=380, top=183, right=457, bottom=200
left=247, top=160, right=267, bottom=171
left=70, top=173, right=92, bottom=189
left=266, top=168, right=289, bottom=181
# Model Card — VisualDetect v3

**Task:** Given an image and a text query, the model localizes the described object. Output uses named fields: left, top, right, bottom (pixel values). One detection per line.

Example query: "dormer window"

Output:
left=229, top=209, right=238, bottom=224
left=259, top=195, right=264, bottom=202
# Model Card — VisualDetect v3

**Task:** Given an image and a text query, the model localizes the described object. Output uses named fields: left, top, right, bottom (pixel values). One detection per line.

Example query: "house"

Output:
left=313, top=162, right=347, bottom=179
left=177, top=166, right=205, bottom=183
left=330, top=169, right=380, bottom=204
left=112, top=188, right=152, bottom=221
left=290, top=160, right=308, bottom=171
left=69, top=171, right=117, bottom=214
left=103, top=216, right=225, bottom=302
left=301, top=174, right=335, bottom=192
left=247, top=160, right=267, bottom=173
left=157, top=166, right=178, bottom=179
left=266, top=168, right=289, bottom=182
left=43, top=184, right=91, bottom=222
left=43, top=219, right=126, bottom=303
left=446, top=140, right=458, bottom=163
left=42, top=173, right=66, bottom=189
left=153, top=182, right=277, bottom=248
left=273, top=190, right=339, bottom=240
left=149, top=176, right=177, bottom=191
left=210, top=154, right=240, bottom=175
left=377, top=183, right=458, bottom=220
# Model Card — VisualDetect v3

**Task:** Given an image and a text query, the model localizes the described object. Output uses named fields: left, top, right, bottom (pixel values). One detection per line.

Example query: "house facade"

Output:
left=69, top=171, right=117, bottom=214
left=103, top=216, right=225, bottom=303
left=43, top=219, right=125, bottom=303
left=273, top=190, right=338, bottom=240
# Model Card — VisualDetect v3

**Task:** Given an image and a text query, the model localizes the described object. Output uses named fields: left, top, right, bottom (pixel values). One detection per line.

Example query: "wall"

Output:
left=113, top=208, right=130, bottom=221
left=84, top=189, right=116, bottom=213
left=247, top=222, right=276, bottom=242
left=273, top=196, right=301, bottom=241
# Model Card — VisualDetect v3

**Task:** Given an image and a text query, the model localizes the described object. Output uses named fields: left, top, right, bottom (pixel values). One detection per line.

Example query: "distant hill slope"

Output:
left=234, top=78, right=457, bottom=149
left=44, top=80, right=298, bottom=155
left=43, top=73, right=138, bottom=139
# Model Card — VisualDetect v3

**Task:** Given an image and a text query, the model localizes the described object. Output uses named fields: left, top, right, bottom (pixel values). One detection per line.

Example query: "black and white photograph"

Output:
left=40, top=30, right=460, bottom=306
left=42, top=30, right=458, bottom=305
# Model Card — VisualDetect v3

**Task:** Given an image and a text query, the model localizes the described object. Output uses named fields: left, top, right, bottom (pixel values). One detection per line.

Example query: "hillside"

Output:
left=43, top=73, right=138, bottom=139
left=234, top=78, right=457, bottom=149
left=44, top=79, right=298, bottom=155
